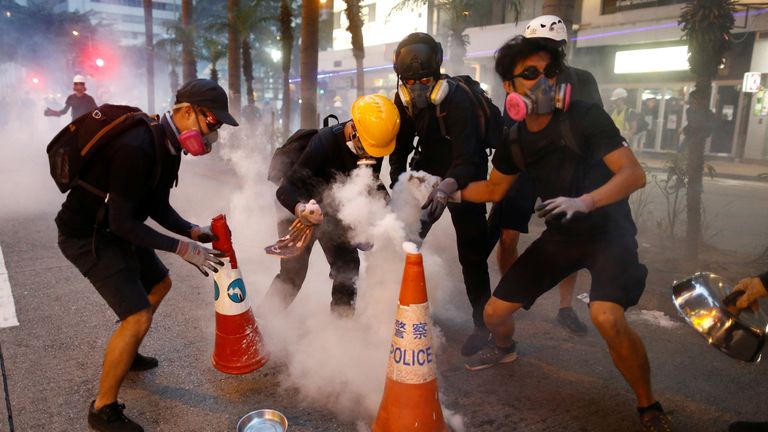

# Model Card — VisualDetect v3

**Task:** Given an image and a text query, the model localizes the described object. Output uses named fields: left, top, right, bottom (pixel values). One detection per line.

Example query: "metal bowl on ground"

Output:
left=672, top=272, right=767, bottom=363
left=236, top=409, right=288, bottom=432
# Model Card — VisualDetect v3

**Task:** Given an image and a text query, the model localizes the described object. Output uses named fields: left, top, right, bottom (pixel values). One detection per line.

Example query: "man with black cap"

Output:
left=55, top=78, right=238, bottom=431
left=389, top=32, right=499, bottom=356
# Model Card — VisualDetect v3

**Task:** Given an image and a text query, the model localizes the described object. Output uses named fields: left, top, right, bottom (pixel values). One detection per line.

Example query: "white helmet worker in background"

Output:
left=44, top=73, right=97, bottom=120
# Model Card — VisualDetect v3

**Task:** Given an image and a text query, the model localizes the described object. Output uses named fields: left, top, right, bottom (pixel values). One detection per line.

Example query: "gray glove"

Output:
left=421, top=178, right=460, bottom=223
left=535, top=195, right=595, bottom=222
left=190, top=225, right=218, bottom=243
left=175, top=240, right=225, bottom=276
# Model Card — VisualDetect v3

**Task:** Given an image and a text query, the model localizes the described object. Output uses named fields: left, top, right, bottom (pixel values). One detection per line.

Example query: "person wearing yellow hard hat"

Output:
left=265, top=93, right=400, bottom=317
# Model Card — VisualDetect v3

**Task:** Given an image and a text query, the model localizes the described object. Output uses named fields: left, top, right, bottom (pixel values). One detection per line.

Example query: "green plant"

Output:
left=653, top=152, right=716, bottom=238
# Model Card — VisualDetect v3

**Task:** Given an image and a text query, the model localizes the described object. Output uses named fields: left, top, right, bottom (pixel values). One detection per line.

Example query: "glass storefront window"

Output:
left=660, top=87, right=686, bottom=151
left=640, top=89, right=662, bottom=150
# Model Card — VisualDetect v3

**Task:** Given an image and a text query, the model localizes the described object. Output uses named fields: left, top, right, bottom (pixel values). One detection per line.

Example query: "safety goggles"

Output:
left=197, top=107, right=223, bottom=131
left=349, top=124, right=372, bottom=158
left=512, top=64, right=560, bottom=81
left=403, top=77, right=435, bottom=86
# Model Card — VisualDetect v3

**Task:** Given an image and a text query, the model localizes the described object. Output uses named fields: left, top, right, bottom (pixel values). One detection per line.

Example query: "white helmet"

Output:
left=73, top=75, right=86, bottom=84
left=610, top=88, right=628, bottom=101
left=524, top=15, right=567, bottom=42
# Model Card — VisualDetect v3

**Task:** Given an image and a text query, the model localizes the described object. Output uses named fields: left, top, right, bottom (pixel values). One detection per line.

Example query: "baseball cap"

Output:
left=175, top=78, right=239, bottom=126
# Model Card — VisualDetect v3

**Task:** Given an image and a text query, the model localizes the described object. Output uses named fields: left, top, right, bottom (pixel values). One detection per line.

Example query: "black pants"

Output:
left=447, top=201, right=492, bottom=329
left=266, top=213, right=360, bottom=309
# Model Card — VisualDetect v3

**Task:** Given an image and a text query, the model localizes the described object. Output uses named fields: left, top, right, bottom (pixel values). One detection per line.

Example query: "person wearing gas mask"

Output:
left=389, top=32, right=498, bottom=357
left=44, top=74, right=98, bottom=121
left=448, top=35, right=672, bottom=432
left=266, top=94, right=400, bottom=316
left=487, top=15, right=605, bottom=337
left=55, top=78, right=237, bottom=432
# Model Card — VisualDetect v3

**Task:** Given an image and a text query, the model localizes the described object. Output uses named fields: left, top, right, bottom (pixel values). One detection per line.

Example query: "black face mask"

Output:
left=406, top=82, right=432, bottom=110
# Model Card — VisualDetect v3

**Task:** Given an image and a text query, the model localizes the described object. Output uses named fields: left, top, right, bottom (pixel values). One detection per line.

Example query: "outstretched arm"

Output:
left=588, top=146, right=646, bottom=209
left=461, top=168, right=517, bottom=204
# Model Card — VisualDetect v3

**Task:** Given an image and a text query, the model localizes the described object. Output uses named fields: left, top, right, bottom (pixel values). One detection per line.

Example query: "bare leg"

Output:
left=483, top=297, right=524, bottom=347
left=497, top=229, right=521, bottom=274
left=94, top=277, right=170, bottom=409
left=590, top=301, right=655, bottom=407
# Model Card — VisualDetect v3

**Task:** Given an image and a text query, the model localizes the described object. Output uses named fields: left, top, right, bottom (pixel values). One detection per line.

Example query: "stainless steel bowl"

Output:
left=236, top=409, right=288, bottom=432
left=672, top=272, right=767, bottom=363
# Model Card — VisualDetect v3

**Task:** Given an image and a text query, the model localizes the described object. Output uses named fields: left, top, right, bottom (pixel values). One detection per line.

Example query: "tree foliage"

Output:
left=679, top=0, right=735, bottom=81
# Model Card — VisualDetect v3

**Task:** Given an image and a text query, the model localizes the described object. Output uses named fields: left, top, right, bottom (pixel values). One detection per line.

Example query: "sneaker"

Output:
left=639, top=408, right=673, bottom=432
left=556, top=306, right=588, bottom=336
left=464, top=342, right=517, bottom=371
left=729, top=421, right=768, bottom=432
left=88, top=401, right=144, bottom=432
left=129, top=353, right=158, bottom=372
left=460, top=326, right=492, bottom=356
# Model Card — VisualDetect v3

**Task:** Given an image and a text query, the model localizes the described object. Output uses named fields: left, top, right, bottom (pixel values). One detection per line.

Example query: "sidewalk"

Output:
left=634, top=150, right=768, bottom=182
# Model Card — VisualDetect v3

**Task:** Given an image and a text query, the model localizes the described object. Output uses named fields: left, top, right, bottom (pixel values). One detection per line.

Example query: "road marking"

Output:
left=0, top=245, right=19, bottom=328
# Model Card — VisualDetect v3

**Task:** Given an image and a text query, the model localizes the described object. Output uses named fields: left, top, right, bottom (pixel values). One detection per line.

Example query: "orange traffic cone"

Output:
left=372, top=244, right=447, bottom=432
left=211, top=214, right=269, bottom=374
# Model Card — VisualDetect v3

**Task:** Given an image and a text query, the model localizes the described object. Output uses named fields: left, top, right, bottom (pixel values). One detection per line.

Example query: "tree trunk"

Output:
left=344, top=0, right=365, bottom=98
left=143, top=0, right=154, bottom=113
left=210, top=66, right=218, bottom=83
left=227, top=0, right=242, bottom=118
left=279, top=0, right=293, bottom=137
left=242, top=38, right=254, bottom=106
left=181, top=0, right=196, bottom=83
left=300, top=0, right=319, bottom=128
left=685, top=81, right=711, bottom=262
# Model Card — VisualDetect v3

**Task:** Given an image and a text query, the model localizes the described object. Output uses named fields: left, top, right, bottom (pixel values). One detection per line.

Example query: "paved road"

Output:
left=0, top=142, right=766, bottom=432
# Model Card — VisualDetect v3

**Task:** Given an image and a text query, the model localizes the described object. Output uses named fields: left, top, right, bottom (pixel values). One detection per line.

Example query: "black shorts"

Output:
left=493, top=232, right=647, bottom=310
left=58, top=232, right=169, bottom=320
left=495, top=172, right=537, bottom=233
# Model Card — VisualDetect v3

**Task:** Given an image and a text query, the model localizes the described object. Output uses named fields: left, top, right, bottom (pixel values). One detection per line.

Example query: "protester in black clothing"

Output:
left=266, top=94, right=400, bottom=316
left=45, top=75, right=97, bottom=120
left=56, top=78, right=238, bottom=432
left=450, top=35, right=672, bottom=432
left=489, top=15, right=604, bottom=336
left=389, top=32, right=496, bottom=357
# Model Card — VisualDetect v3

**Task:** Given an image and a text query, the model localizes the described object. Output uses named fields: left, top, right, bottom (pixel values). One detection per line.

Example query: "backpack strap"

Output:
left=505, top=123, right=526, bottom=173
left=559, top=113, right=581, bottom=156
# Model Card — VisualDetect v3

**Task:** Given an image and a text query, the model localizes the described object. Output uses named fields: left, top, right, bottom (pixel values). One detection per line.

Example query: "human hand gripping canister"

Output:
left=372, top=242, right=447, bottom=432
left=210, top=214, right=269, bottom=374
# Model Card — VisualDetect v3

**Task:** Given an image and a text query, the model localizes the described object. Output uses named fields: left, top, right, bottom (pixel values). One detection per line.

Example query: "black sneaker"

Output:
left=129, top=353, right=158, bottom=372
left=464, top=342, right=517, bottom=371
left=88, top=401, right=144, bottom=432
left=556, top=306, right=588, bottom=336
left=639, top=403, right=672, bottom=432
left=729, top=421, right=768, bottom=432
left=460, top=326, right=491, bottom=356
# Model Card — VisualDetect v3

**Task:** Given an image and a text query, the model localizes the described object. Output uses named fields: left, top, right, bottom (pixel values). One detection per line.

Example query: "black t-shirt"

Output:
left=55, top=116, right=191, bottom=252
left=493, top=100, right=636, bottom=237
left=64, top=93, right=98, bottom=120
left=389, top=77, right=488, bottom=189
left=276, top=123, right=384, bottom=214
left=563, top=67, right=603, bottom=108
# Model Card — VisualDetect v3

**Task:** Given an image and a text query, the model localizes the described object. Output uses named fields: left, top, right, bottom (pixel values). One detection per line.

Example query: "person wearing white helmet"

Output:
left=44, top=74, right=98, bottom=120
left=487, top=15, right=605, bottom=338
left=609, top=87, right=638, bottom=140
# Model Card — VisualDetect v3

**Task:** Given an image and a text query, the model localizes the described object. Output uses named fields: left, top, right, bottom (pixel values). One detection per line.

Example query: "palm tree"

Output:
left=679, top=0, right=735, bottom=261
left=392, top=0, right=520, bottom=75
left=143, top=0, right=155, bottom=112
left=181, top=0, right=197, bottom=83
left=344, top=0, right=364, bottom=97
left=300, top=0, right=319, bottom=128
left=155, top=34, right=181, bottom=98
left=279, top=0, right=294, bottom=136
left=199, top=36, right=226, bottom=82
left=228, top=0, right=242, bottom=118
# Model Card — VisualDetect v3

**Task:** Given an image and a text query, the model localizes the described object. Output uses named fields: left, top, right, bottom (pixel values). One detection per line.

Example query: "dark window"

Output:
left=602, top=0, right=687, bottom=15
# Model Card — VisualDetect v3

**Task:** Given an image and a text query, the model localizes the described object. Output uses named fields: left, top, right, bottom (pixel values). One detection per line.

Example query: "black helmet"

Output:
left=393, top=32, right=443, bottom=80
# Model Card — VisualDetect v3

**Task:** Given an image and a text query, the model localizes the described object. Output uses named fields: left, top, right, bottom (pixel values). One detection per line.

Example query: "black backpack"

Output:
left=436, top=75, right=504, bottom=154
left=267, top=115, right=340, bottom=185
left=46, top=104, right=163, bottom=198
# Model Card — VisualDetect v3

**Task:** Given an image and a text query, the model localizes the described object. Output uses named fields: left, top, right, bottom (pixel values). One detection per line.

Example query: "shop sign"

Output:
left=742, top=72, right=763, bottom=93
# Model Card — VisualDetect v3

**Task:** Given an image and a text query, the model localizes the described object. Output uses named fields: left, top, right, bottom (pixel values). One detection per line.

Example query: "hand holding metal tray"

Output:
left=672, top=272, right=767, bottom=363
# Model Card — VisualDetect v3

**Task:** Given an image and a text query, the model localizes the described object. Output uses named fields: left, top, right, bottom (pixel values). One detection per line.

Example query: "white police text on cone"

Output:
left=386, top=303, right=436, bottom=384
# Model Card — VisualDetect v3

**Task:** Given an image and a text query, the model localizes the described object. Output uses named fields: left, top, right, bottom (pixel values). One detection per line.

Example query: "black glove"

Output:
left=190, top=225, right=218, bottom=243
left=421, top=178, right=460, bottom=223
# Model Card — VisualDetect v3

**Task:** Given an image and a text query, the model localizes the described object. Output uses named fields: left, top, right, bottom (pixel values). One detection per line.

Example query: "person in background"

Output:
left=56, top=78, right=237, bottom=432
left=609, top=87, right=637, bottom=143
left=449, top=34, right=671, bottom=432
left=45, top=74, right=97, bottom=121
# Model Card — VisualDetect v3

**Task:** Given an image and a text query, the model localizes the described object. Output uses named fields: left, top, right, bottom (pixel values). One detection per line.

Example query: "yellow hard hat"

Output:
left=350, top=94, right=400, bottom=158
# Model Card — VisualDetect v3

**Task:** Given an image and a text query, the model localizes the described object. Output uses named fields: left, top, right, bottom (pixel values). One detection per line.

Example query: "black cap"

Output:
left=175, top=78, right=239, bottom=126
